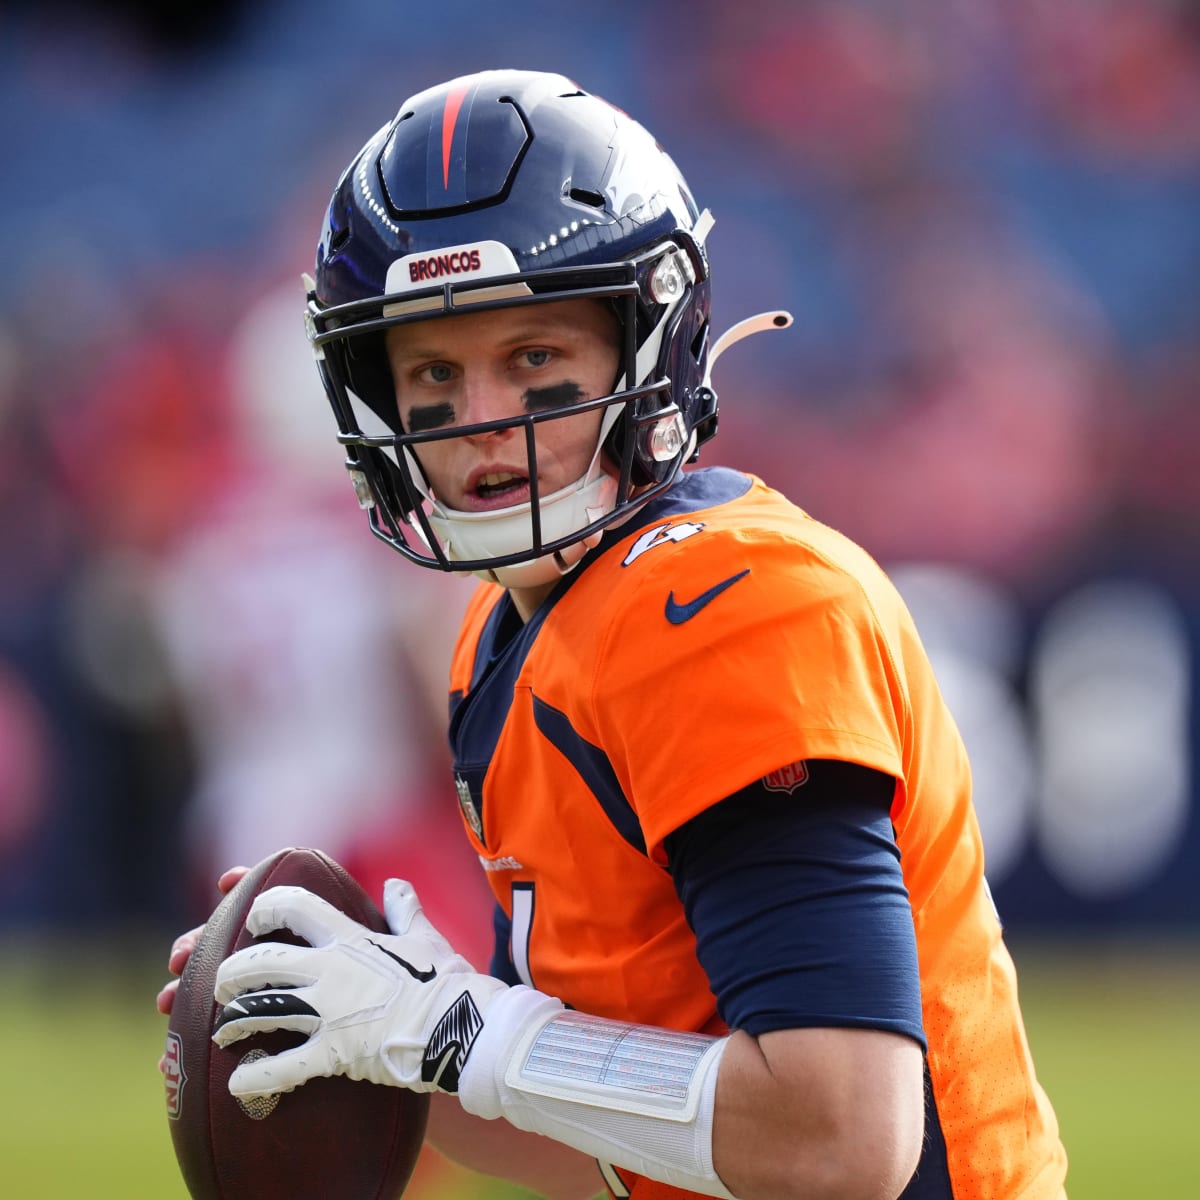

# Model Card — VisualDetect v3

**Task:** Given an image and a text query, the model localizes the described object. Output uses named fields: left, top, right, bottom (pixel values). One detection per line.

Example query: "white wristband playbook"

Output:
left=458, top=985, right=736, bottom=1199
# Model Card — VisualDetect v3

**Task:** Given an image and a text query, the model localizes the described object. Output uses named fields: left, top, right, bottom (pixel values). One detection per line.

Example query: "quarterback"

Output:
left=160, top=70, right=1068, bottom=1199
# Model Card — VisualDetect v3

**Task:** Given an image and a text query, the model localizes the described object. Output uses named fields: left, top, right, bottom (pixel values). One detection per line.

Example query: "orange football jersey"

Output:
left=447, top=468, right=1067, bottom=1199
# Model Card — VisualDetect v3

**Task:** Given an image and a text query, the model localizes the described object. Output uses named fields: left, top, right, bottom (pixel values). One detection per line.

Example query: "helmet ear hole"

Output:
left=568, top=186, right=605, bottom=208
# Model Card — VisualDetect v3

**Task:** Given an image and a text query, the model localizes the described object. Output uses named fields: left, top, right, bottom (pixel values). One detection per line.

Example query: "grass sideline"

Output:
left=0, top=938, right=527, bottom=1200
left=1008, top=936, right=1200, bottom=1198
left=0, top=935, right=1196, bottom=1197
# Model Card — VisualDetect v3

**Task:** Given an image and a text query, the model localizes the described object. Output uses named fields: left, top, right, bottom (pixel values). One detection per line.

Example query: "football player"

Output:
left=160, top=70, right=1068, bottom=1199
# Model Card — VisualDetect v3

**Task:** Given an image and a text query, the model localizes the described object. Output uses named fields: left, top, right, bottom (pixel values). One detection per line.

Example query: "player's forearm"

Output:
left=713, top=1028, right=925, bottom=1200
left=457, top=988, right=924, bottom=1200
left=426, top=1092, right=604, bottom=1200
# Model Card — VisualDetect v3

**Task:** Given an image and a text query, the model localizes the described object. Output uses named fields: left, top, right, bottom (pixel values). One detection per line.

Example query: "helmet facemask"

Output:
left=308, top=241, right=704, bottom=586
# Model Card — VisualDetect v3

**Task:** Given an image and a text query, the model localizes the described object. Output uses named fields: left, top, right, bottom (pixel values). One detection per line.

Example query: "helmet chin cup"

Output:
left=425, top=470, right=620, bottom=587
left=479, top=528, right=604, bottom=588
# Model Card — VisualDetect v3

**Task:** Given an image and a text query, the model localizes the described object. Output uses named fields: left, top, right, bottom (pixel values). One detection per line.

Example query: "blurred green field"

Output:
left=1, top=935, right=1196, bottom=1197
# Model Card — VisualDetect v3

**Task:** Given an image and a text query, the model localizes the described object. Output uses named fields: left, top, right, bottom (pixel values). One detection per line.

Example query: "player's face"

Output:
left=385, top=299, right=620, bottom=513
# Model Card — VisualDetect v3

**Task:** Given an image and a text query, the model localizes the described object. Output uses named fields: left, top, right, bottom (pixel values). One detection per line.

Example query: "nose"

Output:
left=458, top=371, right=520, bottom=435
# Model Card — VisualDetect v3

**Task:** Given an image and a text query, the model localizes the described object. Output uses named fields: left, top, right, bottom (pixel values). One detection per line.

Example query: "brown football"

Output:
left=164, top=847, right=430, bottom=1198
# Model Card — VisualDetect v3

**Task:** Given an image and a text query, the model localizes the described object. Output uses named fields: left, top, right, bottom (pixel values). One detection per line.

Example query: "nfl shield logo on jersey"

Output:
left=762, top=760, right=810, bottom=794
left=456, top=773, right=484, bottom=839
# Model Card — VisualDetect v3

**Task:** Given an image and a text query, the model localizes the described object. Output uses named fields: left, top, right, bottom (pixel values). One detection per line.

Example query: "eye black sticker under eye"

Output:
left=523, top=381, right=585, bottom=412
left=406, top=401, right=456, bottom=432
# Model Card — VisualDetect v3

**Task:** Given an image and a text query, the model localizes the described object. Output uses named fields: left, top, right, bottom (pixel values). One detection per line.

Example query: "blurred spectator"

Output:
left=719, top=206, right=1118, bottom=585
left=149, top=277, right=476, bottom=923
left=0, top=663, right=51, bottom=871
left=1005, top=0, right=1200, bottom=164
left=1112, top=332, right=1200, bottom=557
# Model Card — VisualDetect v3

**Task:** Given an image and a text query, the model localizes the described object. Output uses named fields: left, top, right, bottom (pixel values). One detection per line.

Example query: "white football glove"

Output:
left=211, top=878, right=512, bottom=1099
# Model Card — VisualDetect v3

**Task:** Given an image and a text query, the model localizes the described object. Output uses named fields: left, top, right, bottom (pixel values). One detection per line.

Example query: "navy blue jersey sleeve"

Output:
left=664, top=760, right=926, bottom=1048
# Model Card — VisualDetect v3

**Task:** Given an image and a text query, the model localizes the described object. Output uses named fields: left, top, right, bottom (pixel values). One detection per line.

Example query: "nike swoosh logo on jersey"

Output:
left=369, top=939, right=437, bottom=982
left=664, top=568, right=750, bottom=624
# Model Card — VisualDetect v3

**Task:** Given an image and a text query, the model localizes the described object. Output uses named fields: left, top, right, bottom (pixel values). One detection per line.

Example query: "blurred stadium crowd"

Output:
left=1, top=0, right=1197, bottom=950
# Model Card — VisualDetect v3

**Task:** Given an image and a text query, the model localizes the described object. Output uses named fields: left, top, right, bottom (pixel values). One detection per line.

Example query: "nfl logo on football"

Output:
left=164, top=1031, right=187, bottom=1120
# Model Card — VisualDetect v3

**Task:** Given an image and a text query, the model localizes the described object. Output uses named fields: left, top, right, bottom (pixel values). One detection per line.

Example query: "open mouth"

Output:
left=473, top=471, right=530, bottom=504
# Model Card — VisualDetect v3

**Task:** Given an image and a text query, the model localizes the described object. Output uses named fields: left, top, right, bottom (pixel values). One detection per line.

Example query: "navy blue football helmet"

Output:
left=307, top=69, right=788, bottom=585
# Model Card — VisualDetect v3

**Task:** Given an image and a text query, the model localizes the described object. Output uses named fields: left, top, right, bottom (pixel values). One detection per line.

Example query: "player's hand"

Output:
left=156, top=866, right=250, bottom=1017
left=211, top=878, right=510, bottom=1099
